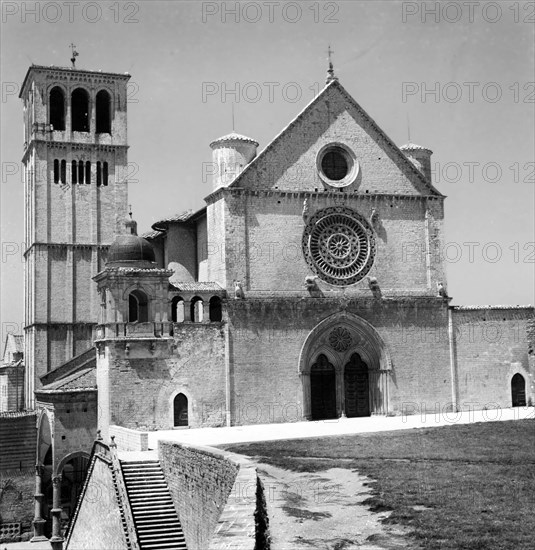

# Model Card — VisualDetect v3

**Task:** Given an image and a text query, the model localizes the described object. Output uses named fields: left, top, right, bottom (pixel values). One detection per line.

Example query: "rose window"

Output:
left=329, top=327, right=352, bottom=352
left=302, top=207, right=376, bottom=286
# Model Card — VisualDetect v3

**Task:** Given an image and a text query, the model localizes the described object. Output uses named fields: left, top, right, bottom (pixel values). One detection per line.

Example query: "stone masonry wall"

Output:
left=227, top=297, right=452, bottom=424
left=102, top=323, right=226, bottom=431
left=0, top=412, right=37, bottom=541
left=159, top=440, right=261, bottom=550
left=66, top=456, right=127, bottom=550
left=452, top=307, right=534, bottom=409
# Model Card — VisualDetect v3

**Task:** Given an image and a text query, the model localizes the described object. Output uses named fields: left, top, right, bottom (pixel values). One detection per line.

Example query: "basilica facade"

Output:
left=15, top=62, right=532, bottom=540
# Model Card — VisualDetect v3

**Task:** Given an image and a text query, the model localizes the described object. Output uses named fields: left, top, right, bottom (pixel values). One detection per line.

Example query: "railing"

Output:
left=95, top=322, right=173, bottom=340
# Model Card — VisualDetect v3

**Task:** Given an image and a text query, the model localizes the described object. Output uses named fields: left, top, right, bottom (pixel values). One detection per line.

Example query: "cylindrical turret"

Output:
left=209, top=132, right=258, bottom=189
left=400, top=142, right=433, bottom=184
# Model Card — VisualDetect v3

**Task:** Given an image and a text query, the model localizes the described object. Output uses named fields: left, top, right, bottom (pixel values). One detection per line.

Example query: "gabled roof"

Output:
left=224, top=79, right=442, bottom=196
left=2, top=334, right=24, bottom=363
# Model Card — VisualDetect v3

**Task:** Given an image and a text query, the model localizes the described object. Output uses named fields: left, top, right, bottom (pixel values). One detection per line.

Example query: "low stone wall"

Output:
left=0, top=411, right=37, bottom=542
left=109, top=425, right=148, bottom=451
left=158, top=440, right=269, bottom=550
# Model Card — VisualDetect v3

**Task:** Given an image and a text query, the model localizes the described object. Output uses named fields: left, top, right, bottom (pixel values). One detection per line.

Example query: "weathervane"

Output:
left=326, top=44, right=338, bottom=83
left=70, top=43, right=79, bottom=68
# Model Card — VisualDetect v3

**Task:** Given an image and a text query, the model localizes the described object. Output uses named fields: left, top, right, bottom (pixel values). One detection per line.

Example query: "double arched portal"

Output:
left=299, top=312, right=392, bottom=420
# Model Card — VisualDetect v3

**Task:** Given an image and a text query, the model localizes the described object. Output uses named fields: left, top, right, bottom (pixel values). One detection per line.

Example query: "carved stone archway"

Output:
left=298, top=312, right=391, bottom=420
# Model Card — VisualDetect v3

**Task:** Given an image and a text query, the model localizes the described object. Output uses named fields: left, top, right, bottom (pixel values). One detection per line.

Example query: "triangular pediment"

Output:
left=229, top=79, right=441, bottom=196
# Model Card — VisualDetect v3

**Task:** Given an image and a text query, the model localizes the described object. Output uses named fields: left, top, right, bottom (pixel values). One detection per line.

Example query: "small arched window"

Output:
left=103, top=162, right=109, bottom=186
left=190, top=296, right=203, bottom=323
left=209, top=296, right=222, bottom=322
left=53, top=159, right=59, bottom=183
left=71, top=88, right=90, bottom=132
left=171, top=296, right=185, bottom=322
left=49, top=87, right=65, bottom=131
left=85, top=161, right=91, bottom=184
left=96, top=90, right=111, bottom=133
left=96, top=161, right=102, bottom=187
left=78, top=160, right=84, bottom=184
left=129, top=289, right=149, bottom=322
left=60, top=160, right=66, bottom=184
left=71, top=160, right=77, bottom=184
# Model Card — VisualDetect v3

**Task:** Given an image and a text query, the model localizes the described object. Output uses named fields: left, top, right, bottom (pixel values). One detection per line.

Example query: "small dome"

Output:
left=107, top=234, right=156, bottom=266
left=209, top=132, right=259, bottom=149
left=400, top=142, right=433, bottom=154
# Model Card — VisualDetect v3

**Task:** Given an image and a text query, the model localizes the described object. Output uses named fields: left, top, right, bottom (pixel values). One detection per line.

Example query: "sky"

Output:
left=1, top=0, right=534, bottom=339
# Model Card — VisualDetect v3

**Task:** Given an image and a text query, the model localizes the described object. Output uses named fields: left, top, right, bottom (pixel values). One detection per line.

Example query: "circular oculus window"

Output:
left=317, top=144, right=359, bottom=188
left=302, top=206, right=375, bottom=286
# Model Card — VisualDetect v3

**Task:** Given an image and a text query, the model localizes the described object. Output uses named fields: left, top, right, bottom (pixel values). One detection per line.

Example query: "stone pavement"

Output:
left=148, top=406, right=534, bottom=449
left=1, top=541, right=51, bottom=549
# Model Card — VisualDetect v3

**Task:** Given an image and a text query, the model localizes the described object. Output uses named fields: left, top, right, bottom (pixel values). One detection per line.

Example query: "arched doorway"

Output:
left=58, top=454, right=90, bottom=537
left=310, top=354, right=337, bottom=420
left=173, top=393, right=188, bottom=427
left=344, top=353, right=370, bottom=417
left=511, top=374, right=526, bottom=407
left=299, top=312, right=392, bottom=420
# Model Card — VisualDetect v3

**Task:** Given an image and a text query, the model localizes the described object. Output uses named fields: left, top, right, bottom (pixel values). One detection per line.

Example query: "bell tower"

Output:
left=19, top=62, right=131, bottom=406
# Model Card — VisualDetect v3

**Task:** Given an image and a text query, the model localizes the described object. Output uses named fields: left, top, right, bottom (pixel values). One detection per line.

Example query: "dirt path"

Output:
left=257, top=463, right=418, bottom=550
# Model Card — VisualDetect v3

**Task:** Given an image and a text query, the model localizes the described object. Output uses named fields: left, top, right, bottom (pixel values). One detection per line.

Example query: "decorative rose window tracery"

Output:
left=302, top=207, right=376, bottom=286
left=328, top=327, right=352, bottom=351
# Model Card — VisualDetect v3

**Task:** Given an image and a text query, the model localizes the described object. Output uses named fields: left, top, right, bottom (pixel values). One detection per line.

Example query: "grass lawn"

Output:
left=223, top=419, right=535, bottom=550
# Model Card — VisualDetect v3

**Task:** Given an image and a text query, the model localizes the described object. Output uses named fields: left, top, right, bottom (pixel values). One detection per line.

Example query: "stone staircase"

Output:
left=121, top=460, right=187, bottom=549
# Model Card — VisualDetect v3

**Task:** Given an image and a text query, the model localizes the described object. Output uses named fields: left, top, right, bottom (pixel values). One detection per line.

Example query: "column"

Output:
left=202, top=300, right=210, bottom=323
left=336, top=367, right=346, bottom=418
left=31, top=465, right=47, bottom=542
left=300, top=373, right=311, bottom=420
left=49, top=474, right=64, bottom=549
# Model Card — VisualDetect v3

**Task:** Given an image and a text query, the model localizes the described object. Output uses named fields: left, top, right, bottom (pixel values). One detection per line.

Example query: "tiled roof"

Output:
left=39, top=366, right=96, bottom=392
left=141, top=229, right=164, bottom=240
left=170, top=281, right=224, bottom=292
left=209, top=132, right=259, bottom=148
left=151, top=207, right=206, bottom=232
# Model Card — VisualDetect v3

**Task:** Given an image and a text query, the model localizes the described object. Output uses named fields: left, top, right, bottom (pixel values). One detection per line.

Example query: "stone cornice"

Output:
left=24, top=242, right=110, bottom=257
left=20, top=65, right=130, bottom=99
left=22, top=140, right=128, bottom=163
left=205, top=186, right=445, bottom=206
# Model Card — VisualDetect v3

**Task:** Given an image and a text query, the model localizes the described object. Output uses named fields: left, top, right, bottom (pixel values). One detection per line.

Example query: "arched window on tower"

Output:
left=95, top=90, right=111, bottom=133
left=71, top=88, right=90, bottom=132
left=209, top=296, right=222, bottom=322
left=129, top=289, right=149, bottom=323
left=60, top=160, right=66, bottom=184
left=53, top=159, right=59, bottom=183
left=78, top=161, right=84, bottom=184
left=71, top=160, right=77, bottom=184
left=190, top=296, right=203, bottom=323
left=103, top=162, right=109, bottom=186
left=49, top=87, right=65, bottom=131
left=85, top=161, right=91, bottom=184
left=171, top=296, right=185, bottom=322
left=96, top=161, right=102, bottom=187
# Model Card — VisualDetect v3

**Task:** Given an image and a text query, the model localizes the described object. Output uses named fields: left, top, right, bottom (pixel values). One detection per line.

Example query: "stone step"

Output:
left=142, top=542, right=187, bottom=550
left=130, top=496, right=173, bottom=503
